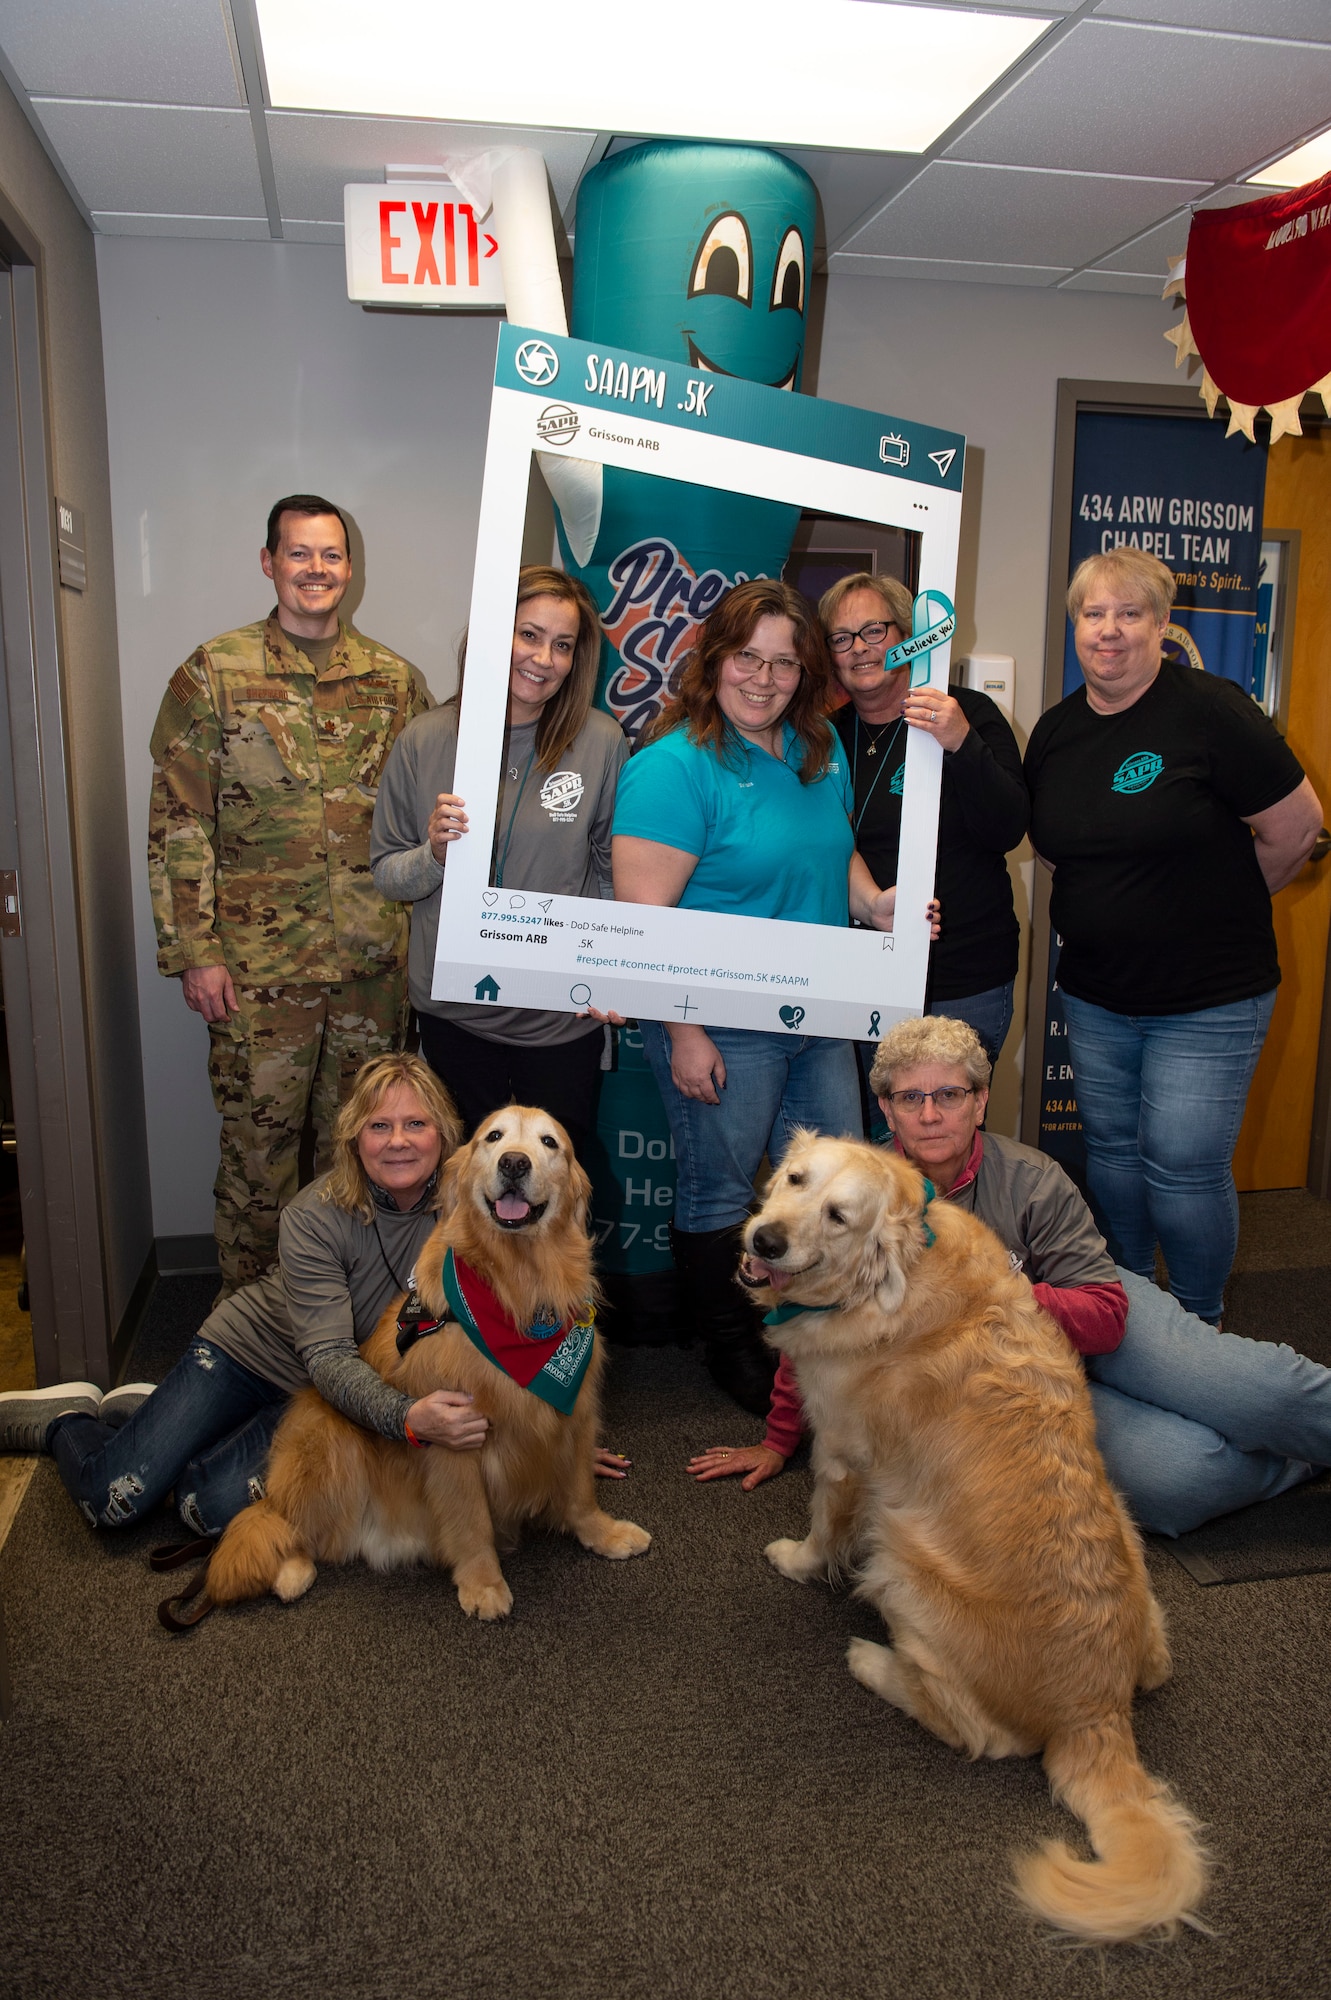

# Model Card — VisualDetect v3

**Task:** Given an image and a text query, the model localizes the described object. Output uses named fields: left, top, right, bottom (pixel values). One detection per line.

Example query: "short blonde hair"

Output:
left=868, top=1016, right=991, bottom=1099
left=818, top=570, right=915, bottom=640
left=320, top=1053, right=462, bottom=1221
left=1067, top=549, right=1176, bottom=624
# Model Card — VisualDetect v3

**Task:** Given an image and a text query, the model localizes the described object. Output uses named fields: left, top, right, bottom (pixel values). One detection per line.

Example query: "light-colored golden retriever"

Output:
left=198, top=1107, right=650, bottom=1621
left=739, top=1132, right=1206, bottom=1945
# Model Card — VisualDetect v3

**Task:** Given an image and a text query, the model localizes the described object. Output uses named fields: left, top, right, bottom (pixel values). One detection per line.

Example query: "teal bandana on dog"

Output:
left=762, top=1179, right=937, bottom=1326
left=441, top=1248, right=595, bottom=1415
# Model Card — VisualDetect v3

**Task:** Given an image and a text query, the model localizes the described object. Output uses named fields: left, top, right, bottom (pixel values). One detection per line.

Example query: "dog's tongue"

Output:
left=744, top=1256, right=792, bottom=1291
left=496, top=1192, right=531, bottom=1222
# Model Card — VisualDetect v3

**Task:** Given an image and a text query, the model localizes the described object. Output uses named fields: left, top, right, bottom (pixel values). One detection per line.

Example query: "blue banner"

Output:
left=1062, top=411, right=1267, bottom=697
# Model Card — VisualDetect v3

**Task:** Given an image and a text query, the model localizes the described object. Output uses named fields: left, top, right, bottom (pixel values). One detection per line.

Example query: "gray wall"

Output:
left=0, top=75, right=151, bottom=1328
left=98, top=238, right=1185, bottom=1225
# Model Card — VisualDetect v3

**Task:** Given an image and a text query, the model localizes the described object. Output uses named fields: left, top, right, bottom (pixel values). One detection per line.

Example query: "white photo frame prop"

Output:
left=433, top=323, right=965, bottom=1042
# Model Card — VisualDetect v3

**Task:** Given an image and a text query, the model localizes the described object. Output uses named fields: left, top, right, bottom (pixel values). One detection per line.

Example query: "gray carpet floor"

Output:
left=3, top=1319, right=1330, bottom=2000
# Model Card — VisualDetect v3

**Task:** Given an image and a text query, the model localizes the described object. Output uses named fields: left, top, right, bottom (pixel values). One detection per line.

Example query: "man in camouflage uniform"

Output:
left=148, top=495, right=431, bottom=1293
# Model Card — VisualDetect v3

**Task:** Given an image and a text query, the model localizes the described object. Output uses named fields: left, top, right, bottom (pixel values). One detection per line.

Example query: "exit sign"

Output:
left=344, top=182, right=505, bottom=308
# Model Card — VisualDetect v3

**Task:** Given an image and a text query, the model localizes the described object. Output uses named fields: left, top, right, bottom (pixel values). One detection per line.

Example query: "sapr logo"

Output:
left=515, top=339, right=559, bottom=386
left=540, top=769, right=585, bottom=820
left=1111, top=751, right=1163, bottom=795
left=536, top=404, right=579, bottom=446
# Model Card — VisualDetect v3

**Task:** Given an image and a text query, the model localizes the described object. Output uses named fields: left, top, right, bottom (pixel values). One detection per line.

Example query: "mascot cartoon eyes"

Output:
left=690, top=212, right=753, bottom=304
left=772, top=226, right=805, bottom=314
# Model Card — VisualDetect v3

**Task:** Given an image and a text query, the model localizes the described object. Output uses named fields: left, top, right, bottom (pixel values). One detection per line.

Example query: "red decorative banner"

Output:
left=1164, top=171, right=1331, bottom=442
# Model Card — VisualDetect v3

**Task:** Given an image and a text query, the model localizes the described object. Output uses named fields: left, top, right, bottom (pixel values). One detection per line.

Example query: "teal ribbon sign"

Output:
left=884, top=589, right=957, bottom=688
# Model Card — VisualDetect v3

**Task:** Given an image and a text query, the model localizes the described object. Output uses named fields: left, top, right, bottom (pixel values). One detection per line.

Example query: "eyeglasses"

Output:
left=886, top=1086, right=976, bottom=1113
left=827, top=621, right=900, bottom=653
left=729, top=647, right=802, bottom=679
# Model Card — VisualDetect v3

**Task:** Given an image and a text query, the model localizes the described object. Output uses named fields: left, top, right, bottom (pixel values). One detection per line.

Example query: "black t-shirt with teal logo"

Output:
left=1025, top=662, right=1305, bottom=1014
left=835, top=686, right=1028, bottom=1001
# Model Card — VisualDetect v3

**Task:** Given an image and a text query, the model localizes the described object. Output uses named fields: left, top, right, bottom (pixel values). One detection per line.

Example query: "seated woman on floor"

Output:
left=688, top=1014, right=1331, bottom=1538
left=0, top=1055, right=493, bottom=1540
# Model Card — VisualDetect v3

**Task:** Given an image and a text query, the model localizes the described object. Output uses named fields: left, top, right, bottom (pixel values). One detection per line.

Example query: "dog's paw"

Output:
left=273, top=1556, right=317, bottom=1603
left=764, top=1536, right=821, bottom=1582
left=457, top=1576, right=513, bottom=1621
left=584, top=1517, right=651, bottom=1560
left=846, top=1636, right=892, bottom=1693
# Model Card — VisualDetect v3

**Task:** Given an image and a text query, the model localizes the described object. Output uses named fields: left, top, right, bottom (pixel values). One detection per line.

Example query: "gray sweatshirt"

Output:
left=203, top=1175, right=439, bottom=1437
left=371, top=700, right=628, bottom=1047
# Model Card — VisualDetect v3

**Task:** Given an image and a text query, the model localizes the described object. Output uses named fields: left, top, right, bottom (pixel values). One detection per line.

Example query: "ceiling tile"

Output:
left=842, top=161, right=1206, bottom=266
left=30, top=99, right=264, bottom=215
left=773, top=148, right=920, bottom=250
left=1, top=0, right=243, bottom=106
left=945, top=19, right=1331, bottom=181
left=1059, top=267, right=1169, bottom=292
left=266, top=114, right=599, bottom=225
left=1094, top=0, right=1331, bottom=39
left=92, top=210, right=270, bottom=238
left=828, top=253, right=1068, bottom=286
left=282, top=218, right=345, bottom=242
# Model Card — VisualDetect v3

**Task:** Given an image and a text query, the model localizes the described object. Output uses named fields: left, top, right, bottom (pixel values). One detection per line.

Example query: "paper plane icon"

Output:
left=929, top=448, right=957, bottom=479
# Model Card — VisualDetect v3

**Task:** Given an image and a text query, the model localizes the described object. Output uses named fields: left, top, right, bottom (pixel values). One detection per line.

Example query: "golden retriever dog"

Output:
left=740, top=1133, right=1206, bottom=1946
left=197, top=1107, right=650, bottom=1622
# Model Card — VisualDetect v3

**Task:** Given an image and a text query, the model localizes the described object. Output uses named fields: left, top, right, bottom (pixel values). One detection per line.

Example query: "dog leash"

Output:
left=763, top=1180, right=937, bottom=1326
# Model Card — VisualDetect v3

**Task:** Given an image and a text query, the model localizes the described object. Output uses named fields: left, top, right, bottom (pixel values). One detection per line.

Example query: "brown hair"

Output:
left=868, top=1015, right=992, bottom=1098
left=453, top=566, right=604, bottom=773
left=1067, top=549, right=1176, bottom=624
left=642, top=578, right=834, bottom=784
left=320, top=1053, right=463, bottom=1222
left=818, top=569, right=914, bottom=640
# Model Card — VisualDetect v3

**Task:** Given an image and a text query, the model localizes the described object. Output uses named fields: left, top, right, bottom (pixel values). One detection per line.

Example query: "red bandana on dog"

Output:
left=441, top=1249, right=595, bottom=1414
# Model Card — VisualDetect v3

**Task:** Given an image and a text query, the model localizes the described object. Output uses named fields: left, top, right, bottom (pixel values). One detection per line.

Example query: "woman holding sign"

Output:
left=612, top=578, right=917, bottom=1412
left=371, top=566, right=627, bottom=1165
left=822, top=572, right=1028, bottom=1072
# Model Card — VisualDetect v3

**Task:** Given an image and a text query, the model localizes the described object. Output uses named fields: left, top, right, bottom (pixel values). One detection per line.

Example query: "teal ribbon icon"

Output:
left=884, top=589, right=956, bottom=688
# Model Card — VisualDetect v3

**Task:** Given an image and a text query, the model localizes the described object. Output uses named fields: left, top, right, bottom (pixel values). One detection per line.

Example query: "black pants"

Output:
left=416, top=1013, right=605, bottom=1164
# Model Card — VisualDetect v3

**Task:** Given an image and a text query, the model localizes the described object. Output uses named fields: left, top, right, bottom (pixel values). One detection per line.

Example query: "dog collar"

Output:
left=762, top=1179, right=937, bottom=1326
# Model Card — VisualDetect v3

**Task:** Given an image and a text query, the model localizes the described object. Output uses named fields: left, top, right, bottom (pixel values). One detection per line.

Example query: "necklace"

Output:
left=851, top=712, right=905, bottom=836
left=860, top=714, right=900, bottom=757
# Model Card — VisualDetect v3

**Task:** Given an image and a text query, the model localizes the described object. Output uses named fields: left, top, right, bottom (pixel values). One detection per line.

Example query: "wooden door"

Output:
left=1233, top=429, right=1331, bottom=1190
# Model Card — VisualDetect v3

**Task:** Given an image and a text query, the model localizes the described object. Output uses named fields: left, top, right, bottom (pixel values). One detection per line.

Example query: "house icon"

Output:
left=474, top=974, right=500, bottom=1002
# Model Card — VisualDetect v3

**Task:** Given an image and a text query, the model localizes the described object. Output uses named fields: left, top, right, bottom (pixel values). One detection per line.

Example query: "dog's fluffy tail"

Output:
left=205, top=1498, right=305, bottom=1606
left=1013, top=1718, right=1208, bottom=1944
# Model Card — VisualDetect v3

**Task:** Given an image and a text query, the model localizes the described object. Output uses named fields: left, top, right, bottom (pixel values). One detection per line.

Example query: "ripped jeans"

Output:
left=49, top=1339, right=290, bottom=1537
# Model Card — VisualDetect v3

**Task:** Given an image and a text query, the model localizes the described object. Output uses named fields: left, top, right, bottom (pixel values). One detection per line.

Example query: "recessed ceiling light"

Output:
left=254, top=0, right=1050, bottom=154
left=1248, top=131, right=1331, bottom=189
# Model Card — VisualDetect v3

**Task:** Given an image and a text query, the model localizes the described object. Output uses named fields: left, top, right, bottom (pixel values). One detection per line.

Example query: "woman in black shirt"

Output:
left=1024, top=547, right=1322, bottom=1325
left=821, top=572, right=1028, bottom=1088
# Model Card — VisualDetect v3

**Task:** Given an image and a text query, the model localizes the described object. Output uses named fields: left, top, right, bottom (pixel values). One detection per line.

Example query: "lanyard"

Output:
left=851, top=712, right=905, bottom=838
left=494, top=739, right=538, bottom=888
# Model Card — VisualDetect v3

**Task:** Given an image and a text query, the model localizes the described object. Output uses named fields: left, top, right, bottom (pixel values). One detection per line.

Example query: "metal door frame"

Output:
left=0, top=213, right=112, bottom=1383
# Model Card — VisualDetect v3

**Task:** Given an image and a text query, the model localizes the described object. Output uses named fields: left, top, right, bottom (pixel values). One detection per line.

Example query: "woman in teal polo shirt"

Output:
left=612, top=578, right=901, bottom=1412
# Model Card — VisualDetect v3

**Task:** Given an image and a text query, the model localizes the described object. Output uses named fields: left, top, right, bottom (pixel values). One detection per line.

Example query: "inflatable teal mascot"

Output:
left=567, top=141, right=816, bottom=1354
left=564, top=139, right=817, bottom=738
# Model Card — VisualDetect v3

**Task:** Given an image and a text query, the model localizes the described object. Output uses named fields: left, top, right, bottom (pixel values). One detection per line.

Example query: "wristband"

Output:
left=403, top=1420, right=428, bottom=1449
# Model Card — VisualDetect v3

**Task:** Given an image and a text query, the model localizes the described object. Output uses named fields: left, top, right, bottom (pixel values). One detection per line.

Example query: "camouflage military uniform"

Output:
left=149, top=612, right=431, bottom=1290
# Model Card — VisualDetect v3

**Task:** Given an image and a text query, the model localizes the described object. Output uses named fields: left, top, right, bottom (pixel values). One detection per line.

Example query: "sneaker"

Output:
left=99, top=1383, right=156, bottom=1429
left=0, top=1382, right=103, bottom=1452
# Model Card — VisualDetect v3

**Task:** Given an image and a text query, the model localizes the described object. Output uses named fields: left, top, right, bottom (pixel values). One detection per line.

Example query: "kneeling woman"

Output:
left=690, top=1015, right=1331, bottom=1537
left=0, top=1056, right=486, bottom=1536
left=612, top=579, right=910, bottom=1415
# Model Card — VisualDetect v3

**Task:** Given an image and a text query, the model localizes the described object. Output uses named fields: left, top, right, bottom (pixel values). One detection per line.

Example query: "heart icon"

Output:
left=779, top=1005, right=805, bottom=1030
left=483, top=892, right=498, bottom=907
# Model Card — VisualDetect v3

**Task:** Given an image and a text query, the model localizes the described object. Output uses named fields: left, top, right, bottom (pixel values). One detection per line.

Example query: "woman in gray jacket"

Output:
left=372, top=567, right=627, bottom=1161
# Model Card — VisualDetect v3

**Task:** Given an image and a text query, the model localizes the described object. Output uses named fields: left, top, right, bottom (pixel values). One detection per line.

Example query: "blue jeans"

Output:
left=50, top=1338, right=290, bottom=1537
left=1086, top=1270, right=1329, bottom=1537
left=1061, top=988, right=1276, bottom=1324
left=640, top=1021, right=862, bottom=1231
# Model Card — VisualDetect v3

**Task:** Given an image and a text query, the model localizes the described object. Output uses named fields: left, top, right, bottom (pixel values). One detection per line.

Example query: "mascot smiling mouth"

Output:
left=687, top=336, right=797, bottom=393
